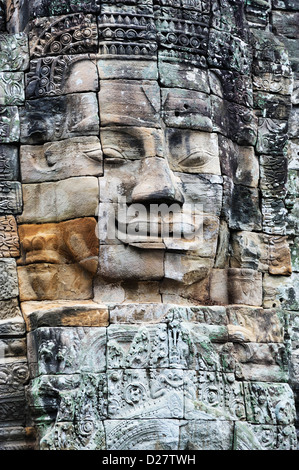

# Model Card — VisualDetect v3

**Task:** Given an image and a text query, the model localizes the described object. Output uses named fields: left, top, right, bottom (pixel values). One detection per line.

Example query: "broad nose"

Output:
left=131, top=157, right=184, bottom=204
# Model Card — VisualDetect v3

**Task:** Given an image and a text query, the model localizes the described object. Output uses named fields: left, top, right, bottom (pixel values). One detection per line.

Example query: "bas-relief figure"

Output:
left=0, top=0, right=299, bottom=451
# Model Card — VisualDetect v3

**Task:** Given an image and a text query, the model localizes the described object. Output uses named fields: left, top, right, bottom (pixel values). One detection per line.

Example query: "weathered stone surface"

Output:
left=28, top=14, right=98, bottom=58
left=159, top=60, right=210, bottom=93
left=211, top=95, right=258, bottom=146
left=179, top=420, right=234, bottom=450
left=253, top=72, right=293, bottom=96
left=222, top=178, right=262, bottom=231
left=20, top=300, right=108, bottom=330
left=0, top=215, right=19, bottom=258
left=18, top=177, right=99, bottom=224
left=17, top=263, right=94, bottom=301
left=20, top=92, right=99, bottom=144
left=0, top=298, right=25, bottom=337
left=0, top=33, right=29, bottom=71
left=98, top=245, right=164, bottom=282
left=0, top=145, right=19, bottom=181
left=0, top=72, right=24, bottom=105
left=105, top=419, right=180, bottom=450
left=20, top=136, right=103, bottom=183
left=263, top=272, right=299, bottom=310
left=0, top=258, right=19, bottom=300
left=209, top=69, right=253, bottom=107
left=162, top=88, right=213, bottom=131
left=0, top=426, right=36, bottom=450
left=0, top=182, right=22, bottom=216
left=228, top=268, right=263, bottom=306
left=0, top=106, right=20, bottom=143
left=233, top=421, right=297, bottom=450
left=165, top=129, right=220, bottom=174
left=98, top=80, right=161, bottom=128
left=27, top=327, right=107, bottom=377
left=26, top=0, right=101, bottom=18
left=100, top=127, right=163, bottom=161
left=97, top=59, right=158, bottom=80
left=256, top=118, right=288, bottom=155
left=230, top=231, right=292, bottom=275
left=226, top=306, right=284, bottom=343
left=218, top=135, right=259, bottom=187
left=3, top=0, right=298, bottom=452
left=26, top=54, right=98, bottom=99
left=18, top=217, right=98, bottom=269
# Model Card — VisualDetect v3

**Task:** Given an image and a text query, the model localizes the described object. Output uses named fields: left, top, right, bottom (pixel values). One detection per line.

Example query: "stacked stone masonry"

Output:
left=0, top=0, right=298, bottom=450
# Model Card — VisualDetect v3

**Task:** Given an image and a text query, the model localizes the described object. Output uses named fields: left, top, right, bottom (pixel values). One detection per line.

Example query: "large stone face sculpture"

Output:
left=0, top=0, right=299, bottom=451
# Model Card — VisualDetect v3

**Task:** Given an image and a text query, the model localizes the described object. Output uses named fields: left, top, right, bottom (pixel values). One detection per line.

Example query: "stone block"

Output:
left=0, top=395, right=27, bottom=426
left=0, top=182, right=22, bottom=216
left=100, top=126, right=163, bottom=161
left=26, top=55, right=98, bottom=99
left=229, top=342, right=289, bottom=382
left=94, top=278, right=161, bottom=304
left=27, top=0, right=101, bottom=17
left=20, top=92, right=99, bottom=144
left=0, top=216, right=19, bottom=258
left=20, top=300, right=108, bottom=330
left=184, top=370, right=246, bottom=421
left=159, top=60, right=210, bottom=93
left=0, top=258, right=19, bottom=300
left=27, top=327, right=107, bottom=378
left=0, top=106, right=20, bottom=143
left=253, top=91, right=291, bottom=120
left=226, top=306, right=284, bottom=343
left=179, top=420, right=234, bottom=450
left=222, top=178, right=262, bottom=231
left=209, top=69, right=253, bottom=107
left=17, top=263, right=95, bottom=301
left=164, top=252, right=213, bottom=285
left=165, top=129, right=220, bottom=174
left=107, top=323, right=168, bottom=369
left=98, top=80, right=160, bottom=128
left=227, top=268, right=263, bottom=306
left=252, top=72, right=293, bottom=96
left=230, top=231, right=292, bottom=275
left=244, top=382, right=296, bottom=425
left=256, top=118, right=288, bottom=155
left=0, top=359, right=29, bottom=398
left=107, top=368, right=184, bottom=419
left=261, top=196, right=287, bottom=235
left=105, top=419, right=180, bottom=450
left=176, top=173, right=223, bottom=217
left=0, top=145, right=19, bottom=181
left=0, top=72, right=24, bottom=105
left=218, top=135, right=259, bottom=187
left=211, top=95, right=257, bottom=146
left=0, top=426, right=36, bottom=450
left=17, top=177, right=99, bottom=224
left=161, top=88, right=212, bottom=131
left=18, top=217, right=98, bottom=269
left=263, top=272, right=299, bottom=310
left=0, top=298, right=25, bottom=336
left=20, top=136, right=103, bottom=183
left=0, top=33, right=29, bottom=71
left=233, top=421, right=297, bottom=450
left=28, top=13, right=98, bottom=58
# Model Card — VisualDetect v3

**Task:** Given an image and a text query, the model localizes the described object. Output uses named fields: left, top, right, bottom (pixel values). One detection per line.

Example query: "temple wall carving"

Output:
left=0, top=0, right=298, bottom=451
